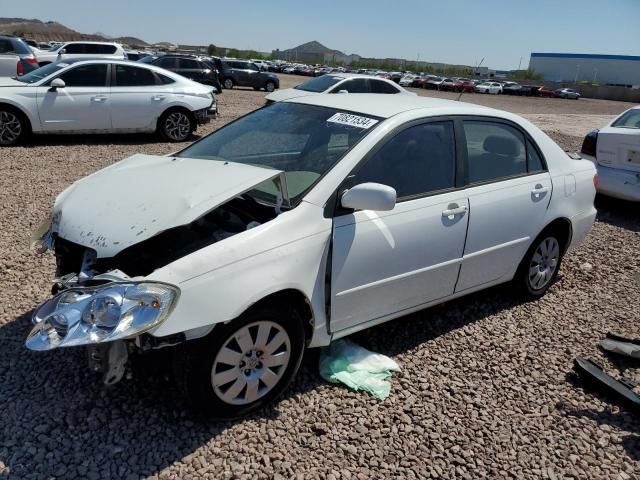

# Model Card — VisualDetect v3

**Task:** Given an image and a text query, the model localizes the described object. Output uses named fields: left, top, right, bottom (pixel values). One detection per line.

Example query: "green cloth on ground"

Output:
left=319, top=339, right=400, bottom=400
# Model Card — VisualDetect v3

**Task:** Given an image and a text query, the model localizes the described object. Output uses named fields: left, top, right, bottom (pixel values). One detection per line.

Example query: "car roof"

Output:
left=45, top=58, right=182, bottom=76
left=286, top=93, right=495, bottom=119
left=62, top=41, right=121, bottom=46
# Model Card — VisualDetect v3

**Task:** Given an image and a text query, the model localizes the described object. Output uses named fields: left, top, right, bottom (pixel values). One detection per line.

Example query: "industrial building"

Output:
left=529, top=53, right=640, bottom=87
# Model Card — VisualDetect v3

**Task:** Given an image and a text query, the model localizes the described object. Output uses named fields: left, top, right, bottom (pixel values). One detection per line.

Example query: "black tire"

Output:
left=222, top=77, right=234, bottom=89
left=513, top=228, right=565, bottom=299
left=174, top=303, right=306, bottom=418
left=157, top=108, right=194, bottom=142
left=253, top=86, right=260, bottom=91
left=264, top=81, right=276, bottom=93
left=0, top=106, right=29, bottom=146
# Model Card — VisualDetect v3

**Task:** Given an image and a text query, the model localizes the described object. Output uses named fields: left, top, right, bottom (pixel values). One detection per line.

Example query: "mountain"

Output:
left=0, top=18, right=148, bottom=46
left=273, top=40, right=360, bottom=64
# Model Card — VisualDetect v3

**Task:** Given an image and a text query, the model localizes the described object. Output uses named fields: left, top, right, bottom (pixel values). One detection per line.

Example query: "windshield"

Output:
left=15, top=61, right=71, bottom=83
left=294, top=75, right=343, bottom=92
left=612, top=109, right=640, bottom=129
left=177, top=102, right=382, bottom=205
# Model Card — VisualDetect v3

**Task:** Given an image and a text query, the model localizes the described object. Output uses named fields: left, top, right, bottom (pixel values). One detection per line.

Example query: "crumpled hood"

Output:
left=265, top=88, right=319, bottom=103
left=53, top=154, right=281, bottom=258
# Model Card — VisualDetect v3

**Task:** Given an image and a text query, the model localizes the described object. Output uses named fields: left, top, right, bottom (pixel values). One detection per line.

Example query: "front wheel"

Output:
left=0, top=108, right=28, bottom=146
left=264, top=81, right=276, bottom=92
left=514, top=232, right=564, bottom=299
left=158, top=109, right=194, bottom=142
left=174, top=304, right=306, bottom=417
left=222, top=78, right=234, bottom=89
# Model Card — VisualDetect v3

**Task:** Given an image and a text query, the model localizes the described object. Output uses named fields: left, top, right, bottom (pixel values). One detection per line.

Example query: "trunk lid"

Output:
left=597, top=126, right=640, bottom=173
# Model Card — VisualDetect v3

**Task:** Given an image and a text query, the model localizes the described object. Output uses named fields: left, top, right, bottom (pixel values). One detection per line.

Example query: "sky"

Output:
left=1, top=0, right=639, bottom=69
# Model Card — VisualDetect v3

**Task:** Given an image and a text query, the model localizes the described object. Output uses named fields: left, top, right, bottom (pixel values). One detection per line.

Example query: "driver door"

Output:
left=330, top=120, right=469, bottom=334
left=35, top=63, right=111, bottom=132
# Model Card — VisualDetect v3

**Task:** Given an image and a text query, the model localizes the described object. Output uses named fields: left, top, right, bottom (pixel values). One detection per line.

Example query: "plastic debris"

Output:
left=600, top=333, right=640, bottom=359
left=319, top=338, right=400, bottom=400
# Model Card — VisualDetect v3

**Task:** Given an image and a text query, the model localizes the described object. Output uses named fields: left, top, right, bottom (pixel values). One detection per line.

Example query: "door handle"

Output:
left=531, top=184, right=550, bottom=196
left=91, top=95, right=107, bottom=102
left=152, top=95, right=165, bottom=101
left=442, top=203, right=467, bottom=218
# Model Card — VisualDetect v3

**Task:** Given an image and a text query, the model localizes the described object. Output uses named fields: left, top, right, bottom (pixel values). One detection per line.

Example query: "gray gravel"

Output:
left=1, top=77, right=639, bottom=479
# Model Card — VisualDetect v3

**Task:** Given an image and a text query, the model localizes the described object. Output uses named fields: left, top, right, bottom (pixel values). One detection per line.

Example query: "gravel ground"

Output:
left=1, top=75, right=639, bottom=479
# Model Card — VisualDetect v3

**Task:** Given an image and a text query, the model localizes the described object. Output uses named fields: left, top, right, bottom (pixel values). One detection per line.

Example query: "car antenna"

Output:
left=457, top=57, right=484, bottom=101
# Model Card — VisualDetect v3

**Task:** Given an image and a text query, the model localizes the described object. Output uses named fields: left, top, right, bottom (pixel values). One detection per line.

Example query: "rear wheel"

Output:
left=158, top=109, right=194, bottom=142
left=223, top=78, right=234, bottom=89
left=175, top=304, right=306, bottom=418
left=514, top=230, right=564, bottom=298
left=0, top=107, right=28, bottom=146
left=264, top=81, right=276, bottom=92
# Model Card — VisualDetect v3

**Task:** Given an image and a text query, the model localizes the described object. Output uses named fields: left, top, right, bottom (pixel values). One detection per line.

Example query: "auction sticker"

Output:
left=327, top=112, right=379, bottom=129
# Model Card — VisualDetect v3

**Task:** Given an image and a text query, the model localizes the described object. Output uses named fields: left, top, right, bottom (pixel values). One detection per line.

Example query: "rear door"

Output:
left=110, top=64, right=165, bottom=130
left=35, top=63, right=111, bottom=131
left=455, top=118, right=552, bottom=292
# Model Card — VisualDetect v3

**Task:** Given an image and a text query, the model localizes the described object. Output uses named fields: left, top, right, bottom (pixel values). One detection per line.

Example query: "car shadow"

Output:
left=18, top=132, right=205, bottom=148
left=595, top=195, right=640, bottom=232
left=0, top=283, right=527, bottom=478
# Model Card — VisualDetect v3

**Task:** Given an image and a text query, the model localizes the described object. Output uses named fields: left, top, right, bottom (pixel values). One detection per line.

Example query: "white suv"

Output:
left=36, top=41, right=126, bottom=66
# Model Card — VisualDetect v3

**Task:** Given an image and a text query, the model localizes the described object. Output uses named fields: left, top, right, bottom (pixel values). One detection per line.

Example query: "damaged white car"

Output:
left=28, top=94, right=598, bottom=417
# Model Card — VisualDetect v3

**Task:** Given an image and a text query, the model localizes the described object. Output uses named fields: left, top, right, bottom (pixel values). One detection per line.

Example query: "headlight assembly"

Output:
left=26, top=282, right=179, bottom=351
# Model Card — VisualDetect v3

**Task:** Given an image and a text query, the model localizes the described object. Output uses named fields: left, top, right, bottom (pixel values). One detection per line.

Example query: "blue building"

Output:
left=529, top=53, right=640, bottom=87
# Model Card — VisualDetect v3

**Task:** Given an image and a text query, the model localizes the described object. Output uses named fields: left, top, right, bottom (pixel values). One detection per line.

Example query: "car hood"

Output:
left=265, top=88, right=319, bottom=102
left=52, top=154, right=283, bottom=258
left=0, top=77, right=26, bottom=87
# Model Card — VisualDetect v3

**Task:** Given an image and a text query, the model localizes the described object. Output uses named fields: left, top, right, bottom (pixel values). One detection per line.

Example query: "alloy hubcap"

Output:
left=164, top=112, right=191, bottom=141
left=0, top=111, right=22, bottom=145
left=528, top=237, right=560, bottom=290
left=224, top=79, right=233, bottom=88
left=212, top=321, right=291, bottom=405
left=266, top=83, right=274, bottom=92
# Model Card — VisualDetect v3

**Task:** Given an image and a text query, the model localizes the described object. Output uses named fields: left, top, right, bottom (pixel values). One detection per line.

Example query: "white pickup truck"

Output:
left=0, top=54, right=20, bottom=77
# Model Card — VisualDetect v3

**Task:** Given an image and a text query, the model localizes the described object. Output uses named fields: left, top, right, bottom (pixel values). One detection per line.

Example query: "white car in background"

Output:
left=580, top=105, right=640, bottom=201
left=35, top=41, right=127, bottom=66
left=475, top=82, right=503, bottom=94
left=265, top=73, right=415, bottom=103
left=27, top=94, right=596, bottom=417
left=399, top=74, right=416, bottom=87
left=0, top=59, right=216, bottom=146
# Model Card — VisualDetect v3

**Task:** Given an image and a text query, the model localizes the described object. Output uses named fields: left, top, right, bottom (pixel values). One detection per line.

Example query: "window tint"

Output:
left=612, top=109, right=640, bottom=129
left=333, top=78, right=368, bottom=93
left=463, top=121, right=526, bottom=183
left=294, top=75, right=343, bottom=92
left=0, top=39, right=14, bottom=54
left=370, top=80, right=400, bottom=94
left=63, top=44, right=85, bottom=54
left=178, top=58, right=200, bottom=69
left=57, top=64, right=108, bottom=87
left=527, top=140, right=545, bottom=172
left=351, top=121, right=456, bottom=198
left=96, top=44, right=117, bottom=54
left=157, top=57, right=177, bottom=69
left=115, top=65, right=156, bottom=86
left=157, top=73, right=175, bottom=84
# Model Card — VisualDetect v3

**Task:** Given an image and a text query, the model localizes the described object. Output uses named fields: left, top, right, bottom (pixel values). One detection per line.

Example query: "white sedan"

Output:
left=580, top=105, right=640, bottom=201
left=265, top=73, right=414, bottom=103
left=475, top=82, right=503, bottom=94
left=27, top=95, right=597, bottom=417
left=0, top=59, right=216, bottom=145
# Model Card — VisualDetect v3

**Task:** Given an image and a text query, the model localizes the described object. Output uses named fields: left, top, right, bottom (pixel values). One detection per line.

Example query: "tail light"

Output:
left=16, top=61, right=23, bottom=77
left=24, top=55, right=38, bottom=65
left=593, top=173, right=599, bottom=190
left=581, top=129, right=599, bottom=158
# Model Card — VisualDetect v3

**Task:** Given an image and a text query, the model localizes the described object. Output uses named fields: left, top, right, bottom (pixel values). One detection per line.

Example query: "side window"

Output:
left=114, top=65, right=156, bottom=86
left=0, top=39, right=15, bottom=54
left=64, top=44, right=85, bottom=54
left=157, top=57, right=177, bottom=69
left=57, top=64, right=108, bottom=87
left=157, top=73, right=176, bottom=84
left=96, top=45, right=117, bottom=54
left=350, top=121, right=456, bottom=199
left=178, top=58, right=200, bottom=69
left=463, top=121, right=526, bottom=184
left=333, top=79, right=368, bottom=93
left=370, top=80, right=400, bottom=94
left=527, top=140, right=545, bottom=172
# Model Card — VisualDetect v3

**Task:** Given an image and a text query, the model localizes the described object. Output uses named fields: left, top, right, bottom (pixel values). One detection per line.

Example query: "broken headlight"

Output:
left=26, top=282, right=179, bottom=351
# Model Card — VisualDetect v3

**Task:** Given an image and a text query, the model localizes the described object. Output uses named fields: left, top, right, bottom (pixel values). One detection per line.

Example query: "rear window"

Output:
left=612, top=109, right=640, bottom=129
left=294, top=75, right=343, bottom=92
left=114, top=65, right=156, bottom=86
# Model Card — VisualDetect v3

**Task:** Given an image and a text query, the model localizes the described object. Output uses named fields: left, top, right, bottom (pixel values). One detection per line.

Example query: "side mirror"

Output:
left=58, top=48, right=66, bottom=56
left=341, top=183, right=396, bottom=212
left=49, top=78, right=65, bottom=91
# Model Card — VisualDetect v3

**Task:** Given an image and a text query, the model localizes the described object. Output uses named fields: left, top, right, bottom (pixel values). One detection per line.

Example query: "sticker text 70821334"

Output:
left=327, top=112, right=379, bottom=130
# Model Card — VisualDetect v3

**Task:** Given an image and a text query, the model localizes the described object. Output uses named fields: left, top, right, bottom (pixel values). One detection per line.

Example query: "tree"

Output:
left=207, top=44, right=218, bottom=56
left=227, top=48, right=240, bottom=58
